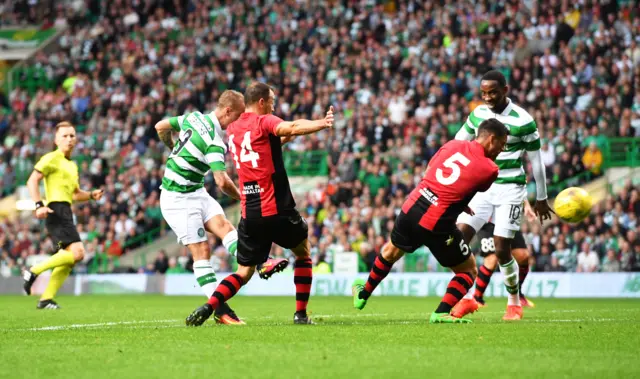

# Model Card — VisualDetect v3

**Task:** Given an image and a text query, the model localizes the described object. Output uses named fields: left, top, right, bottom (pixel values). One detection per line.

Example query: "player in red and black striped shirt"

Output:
left=352, top=118, right=509, bottom=323
left=186, top=82, right=334, bottom=326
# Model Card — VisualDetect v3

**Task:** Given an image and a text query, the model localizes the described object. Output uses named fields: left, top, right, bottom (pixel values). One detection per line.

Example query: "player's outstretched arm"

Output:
left=275, top=106, right=334, bottom=137
left=526, top=148, right=555, bottom=223
left=213, top=171, right=241, bottom=201
left=155, top=119, right=175, bottom=150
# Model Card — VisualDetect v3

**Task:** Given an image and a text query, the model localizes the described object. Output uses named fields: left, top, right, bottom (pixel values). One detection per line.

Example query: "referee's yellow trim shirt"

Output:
left=34, top=149, right=79, bottom=204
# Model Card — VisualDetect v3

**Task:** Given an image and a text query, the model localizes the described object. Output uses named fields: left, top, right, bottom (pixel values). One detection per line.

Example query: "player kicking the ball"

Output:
left=452, top=70, right=554, bottom=321
left=156, top=90, right=287, bottom=325
left=472, top=202, right=536, bottom=308
left=185, top=82, right=334, bottom=326
left=352, top=119, right=508, bottom=323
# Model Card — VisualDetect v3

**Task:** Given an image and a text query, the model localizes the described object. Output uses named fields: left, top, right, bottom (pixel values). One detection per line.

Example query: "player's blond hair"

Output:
left=55, top=121, right=75, bottom=131
left=217, top=90, right=245, bottom=110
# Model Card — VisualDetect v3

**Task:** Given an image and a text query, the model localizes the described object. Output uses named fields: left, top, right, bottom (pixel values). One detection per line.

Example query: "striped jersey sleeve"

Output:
left=161, top=111, right=227, bottom=193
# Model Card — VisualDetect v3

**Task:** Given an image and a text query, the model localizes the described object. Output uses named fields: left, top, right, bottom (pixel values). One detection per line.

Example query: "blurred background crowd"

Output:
left=0, top=0, right=639, bottom=278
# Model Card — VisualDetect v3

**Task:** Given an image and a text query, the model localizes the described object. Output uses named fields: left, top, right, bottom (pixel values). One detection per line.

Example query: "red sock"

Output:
left=474, top=264, right=494, bottom=299
left=436, top=272, right=474, bottom=313
left=361, top=255, right=393, bottom=300
left=207, top=273, right=244, bottom=309
left=294, top=258, right=313, bottom=312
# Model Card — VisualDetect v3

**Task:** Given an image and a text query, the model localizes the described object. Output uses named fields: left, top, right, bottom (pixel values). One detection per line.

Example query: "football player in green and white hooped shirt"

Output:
left=452, top=70, right=555, bottom=321
left=154, top=90, right=288, bottom=325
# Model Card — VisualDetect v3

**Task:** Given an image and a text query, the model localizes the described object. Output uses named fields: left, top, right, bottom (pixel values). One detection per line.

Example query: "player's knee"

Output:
left=512, top=248, right=529, bottom=267
left=291, top=239, right=310, bottom=258
left=69, top=243, right=85, bottom=262
left=484, top=254, right=499, bottom=270
left=189, top=242, right=210, bottom=261
left=381, top=242, right=403, bottom=263
left=456, top=223, right=476, bottom=244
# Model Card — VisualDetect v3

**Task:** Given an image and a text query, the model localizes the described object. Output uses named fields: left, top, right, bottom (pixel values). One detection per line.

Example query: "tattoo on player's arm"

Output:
left=158, top=130, right=174, bottom=150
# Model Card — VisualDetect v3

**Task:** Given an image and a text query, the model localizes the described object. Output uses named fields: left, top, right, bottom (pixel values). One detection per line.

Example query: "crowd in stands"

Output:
left=1, top=1, right=639, bottom=276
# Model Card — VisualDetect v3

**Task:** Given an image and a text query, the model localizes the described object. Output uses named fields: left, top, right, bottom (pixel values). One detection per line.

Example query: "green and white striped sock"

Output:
left=222, top=230, right=238, bottom=256
left=193, top=260, right=217, bottom=297
left=499, top=258, right=521, bottom=306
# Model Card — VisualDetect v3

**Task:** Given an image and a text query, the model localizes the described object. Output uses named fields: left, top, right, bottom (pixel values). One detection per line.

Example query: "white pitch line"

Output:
left=8, top=311, right=639, bottom=332
left=20, top=319, right=179, bottom=332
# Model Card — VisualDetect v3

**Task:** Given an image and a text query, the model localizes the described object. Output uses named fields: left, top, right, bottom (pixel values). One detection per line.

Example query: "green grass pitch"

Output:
left=1, top=295, right=639, bottom=379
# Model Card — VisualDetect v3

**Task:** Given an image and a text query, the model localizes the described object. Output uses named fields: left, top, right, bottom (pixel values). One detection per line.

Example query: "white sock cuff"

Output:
left=193, top=259, right=212, bottom=269
left=222, top=230, right=238, bottom=249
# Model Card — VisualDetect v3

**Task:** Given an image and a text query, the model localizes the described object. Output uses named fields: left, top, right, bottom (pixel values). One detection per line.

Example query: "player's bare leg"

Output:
left=186, top=264, right=255, bottom=327
left=431, top=254, right=477, bottom=323
left=512, top=247, right=534, bottom=308
left=290, top=239, right=314, bottom=324
left=494, top=235, right=523, bottom=320
left=474, top=254, right=498, bottom=306
left=205, top=215, right=288, bottom=280
left=187, top=240, right=244, bottom=325
left=352, top=241, right=404, bottom=310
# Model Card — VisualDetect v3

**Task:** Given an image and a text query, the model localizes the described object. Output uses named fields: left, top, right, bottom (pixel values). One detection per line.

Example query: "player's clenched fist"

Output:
left=324, top=106, right=334, bottom=128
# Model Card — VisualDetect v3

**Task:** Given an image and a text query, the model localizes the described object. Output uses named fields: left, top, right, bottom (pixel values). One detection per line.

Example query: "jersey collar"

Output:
left=496, top=98, right=513, bottom=116
left=207, top=111, right=223, bottom=134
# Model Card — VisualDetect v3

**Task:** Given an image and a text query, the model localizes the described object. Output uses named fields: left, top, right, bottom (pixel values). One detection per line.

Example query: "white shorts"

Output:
left=160, top=188, right=225, bottom=245
left=456, top=183, right=526, bottom=239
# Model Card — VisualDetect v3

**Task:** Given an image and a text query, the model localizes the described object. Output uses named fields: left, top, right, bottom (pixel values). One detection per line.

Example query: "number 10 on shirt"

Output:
left=229, top=131, right=260, bottom=168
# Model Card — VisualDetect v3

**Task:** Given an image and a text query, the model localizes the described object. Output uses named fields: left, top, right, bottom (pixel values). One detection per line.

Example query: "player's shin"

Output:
left=40, top=265, right=72, bottom=301
left=361, top=254, right=394, bottom=300
left=294, top=257, right=313, bottom=313
left=30, top=249, right=75, bottom=275
left=207, top=273, right=244, bottom=309
left=435, top=272, right=474, bottom=314
left=474, top=264, right=495, bottom=301
left=499, top=259, right=520, bottom=306
left=193, top=260, right=217, bottom=297
left=222, top=230, right=238, bottom=256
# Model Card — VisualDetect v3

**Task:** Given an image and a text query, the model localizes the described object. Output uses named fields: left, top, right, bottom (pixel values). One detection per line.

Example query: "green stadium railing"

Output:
left=283, top=150, right=328, bottom=176
left=9, top=66, right=56, bottom=96
left=603, top=137, right=640, bottom=168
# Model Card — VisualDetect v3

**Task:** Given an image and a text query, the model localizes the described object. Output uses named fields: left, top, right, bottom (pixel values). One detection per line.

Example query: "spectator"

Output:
left=577, top=242, right=600, bottom=272
left=153, top=250, right=169, bottom=274
left=582, top=141, right=603, bottom=176
left=601, top=249, right=621, bottom=272
left=165, top=257, right=188, bottom=274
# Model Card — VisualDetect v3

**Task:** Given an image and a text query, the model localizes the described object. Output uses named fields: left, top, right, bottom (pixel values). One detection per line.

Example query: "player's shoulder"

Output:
left=38, top=150, right=61, bottom=163
left=508, top=101, right=535, bottom=125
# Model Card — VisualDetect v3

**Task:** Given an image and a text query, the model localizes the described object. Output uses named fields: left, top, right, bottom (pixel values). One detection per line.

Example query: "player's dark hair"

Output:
left=244, top=82, right=273, bottom=106
left=477, top=118, right=508, bottom=138
left=481, top=70, right=507, bottom=87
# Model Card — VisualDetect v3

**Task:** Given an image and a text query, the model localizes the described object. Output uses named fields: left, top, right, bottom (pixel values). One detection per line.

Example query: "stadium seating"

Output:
left=0, top=1, right=639, bottom=278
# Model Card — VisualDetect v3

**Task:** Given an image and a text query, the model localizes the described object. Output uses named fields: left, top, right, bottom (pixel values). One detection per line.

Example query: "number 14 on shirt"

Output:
left=229, top=131, right=260, bottom=168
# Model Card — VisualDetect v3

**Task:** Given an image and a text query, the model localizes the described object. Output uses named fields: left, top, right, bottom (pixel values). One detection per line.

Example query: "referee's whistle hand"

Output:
left=35, top=206, right=54, bottom=219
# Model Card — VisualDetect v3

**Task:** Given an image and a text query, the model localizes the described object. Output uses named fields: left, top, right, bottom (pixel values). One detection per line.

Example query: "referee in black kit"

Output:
left=22, top=121, right=103, bottom=309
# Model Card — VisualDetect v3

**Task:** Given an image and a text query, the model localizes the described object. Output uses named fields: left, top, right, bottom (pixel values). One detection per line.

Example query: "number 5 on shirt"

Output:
left=229, top=131, right=260, bottom=168
left=436, top=152, right=471, bottom=185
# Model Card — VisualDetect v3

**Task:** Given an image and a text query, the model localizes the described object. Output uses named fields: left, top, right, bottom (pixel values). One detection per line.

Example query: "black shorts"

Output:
left=391, top=210, right=470, bottom=268
left=45, top=202, right=81, bottom=249
left=237, top=210, right=309, bottom=267
left=475, top=222, right=527, bottom=257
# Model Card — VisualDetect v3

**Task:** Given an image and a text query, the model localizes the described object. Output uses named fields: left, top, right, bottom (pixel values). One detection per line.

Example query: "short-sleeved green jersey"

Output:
left=462, top=99, right=540, bottom=185
left=161, top=111, right=227, bottom=193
